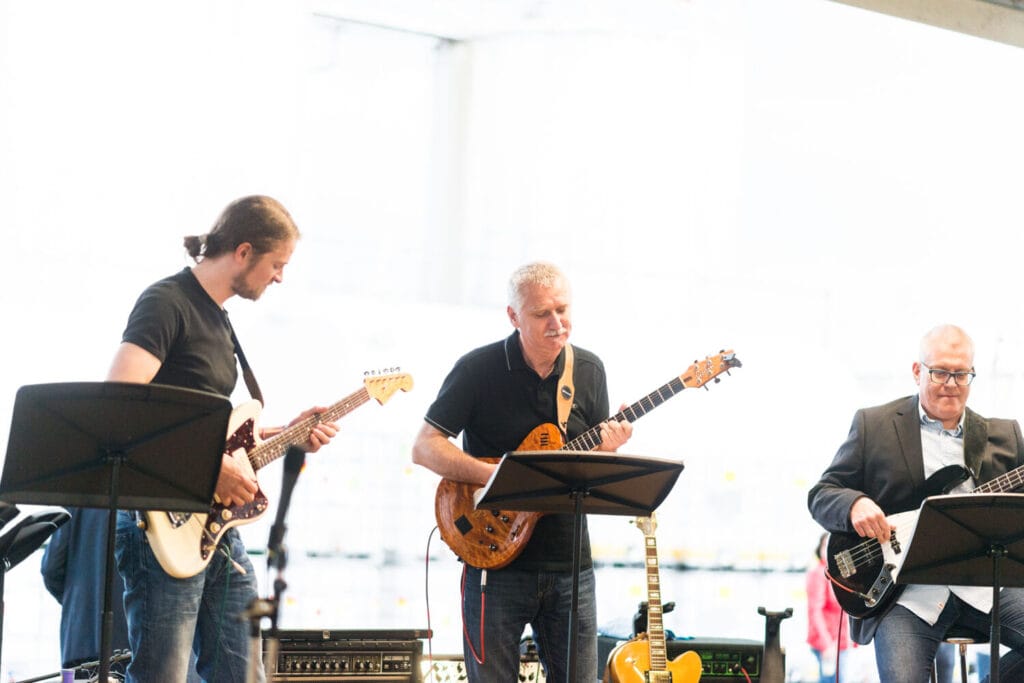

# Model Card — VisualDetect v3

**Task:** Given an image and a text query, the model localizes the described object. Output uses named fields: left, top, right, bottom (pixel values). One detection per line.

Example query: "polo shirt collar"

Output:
left=503, top=330, right=566, bottom=377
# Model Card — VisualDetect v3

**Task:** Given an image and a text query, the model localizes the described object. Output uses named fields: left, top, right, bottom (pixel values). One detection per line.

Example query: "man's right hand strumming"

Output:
left=215, top=450, right=259, bottom=507
left=849, top=496, right=892, bottom=543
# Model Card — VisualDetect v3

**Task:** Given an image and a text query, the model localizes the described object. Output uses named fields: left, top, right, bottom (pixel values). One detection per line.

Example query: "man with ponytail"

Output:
left=107, top=195, right=338, bottom=682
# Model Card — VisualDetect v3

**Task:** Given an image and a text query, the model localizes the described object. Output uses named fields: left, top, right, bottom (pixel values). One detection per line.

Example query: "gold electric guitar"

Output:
left=144, top=372, right=413, bottom=578
left=604, top=514, right=702, bottom=683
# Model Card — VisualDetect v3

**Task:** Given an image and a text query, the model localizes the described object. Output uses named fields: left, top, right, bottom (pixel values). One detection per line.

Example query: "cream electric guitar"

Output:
left=144, top=372, right=413, bottom=578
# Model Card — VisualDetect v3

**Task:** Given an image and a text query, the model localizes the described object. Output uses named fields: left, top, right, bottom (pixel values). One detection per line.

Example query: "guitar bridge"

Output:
left=835, top=549, right=857, bottom=578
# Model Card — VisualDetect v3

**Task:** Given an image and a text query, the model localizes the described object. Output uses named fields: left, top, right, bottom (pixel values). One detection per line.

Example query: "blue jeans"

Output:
left=115, top=511, right=262, bottom=683
left=461, top=565, right=597, bottom=683
left=873, top=592, right=1024, bottom=683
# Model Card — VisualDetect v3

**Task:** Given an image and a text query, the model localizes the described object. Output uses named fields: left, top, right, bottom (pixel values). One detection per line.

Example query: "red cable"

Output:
left=460, top=565, right=486, bottom=665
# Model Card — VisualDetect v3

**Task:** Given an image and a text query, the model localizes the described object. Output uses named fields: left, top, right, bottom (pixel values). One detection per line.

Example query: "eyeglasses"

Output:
left=922, top=365, right=976, bottom=386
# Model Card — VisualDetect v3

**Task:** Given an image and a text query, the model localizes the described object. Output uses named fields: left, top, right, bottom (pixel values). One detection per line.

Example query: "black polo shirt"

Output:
left=425, top=331, right=611, bottom=570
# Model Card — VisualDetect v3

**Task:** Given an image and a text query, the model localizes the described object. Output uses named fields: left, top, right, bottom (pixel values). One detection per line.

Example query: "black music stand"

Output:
left=898, top=493, right=1024, bottom=683
left=0, top=381, right=232, bottom=683
left=475, top=451, right=684, bottom=683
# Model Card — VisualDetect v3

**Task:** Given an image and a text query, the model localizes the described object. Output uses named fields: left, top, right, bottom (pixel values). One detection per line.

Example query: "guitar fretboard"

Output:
left=974, top=465, right=1024, bottom=494
left=565, top=377, right=687, bottom=451
left=248, top=387, right=372, bottom=470
left=644, top=532, right=668, bottom=672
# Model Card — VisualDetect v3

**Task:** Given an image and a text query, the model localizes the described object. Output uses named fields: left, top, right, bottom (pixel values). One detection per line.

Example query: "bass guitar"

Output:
left=435, top=350, right=740, bottom=570
left=145, top=372, right=413, bottom=578
left=604, top=513, right=702, bottom=683
left=826, top=463, right=977, bottom=618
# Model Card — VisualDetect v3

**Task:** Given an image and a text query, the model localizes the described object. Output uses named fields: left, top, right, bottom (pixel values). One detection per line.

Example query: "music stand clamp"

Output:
left=0, top=381, right=232, bottom=683
left=897, top=493, right=1024, bottom=683
left=475, top=450, right=684, bottom=683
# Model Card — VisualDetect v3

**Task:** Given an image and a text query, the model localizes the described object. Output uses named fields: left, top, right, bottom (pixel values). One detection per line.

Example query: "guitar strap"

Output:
left=227, top=318, right=265, bottom=406
left=557, top=343, right=575, bottom=438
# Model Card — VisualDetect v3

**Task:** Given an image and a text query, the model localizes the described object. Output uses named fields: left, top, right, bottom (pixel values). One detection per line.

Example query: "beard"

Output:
left=231, top=264, right=266, bottom=301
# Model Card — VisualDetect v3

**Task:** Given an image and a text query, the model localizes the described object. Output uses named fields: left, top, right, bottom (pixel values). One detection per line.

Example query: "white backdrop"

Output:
left=1, top=0, right=1023, bottom=679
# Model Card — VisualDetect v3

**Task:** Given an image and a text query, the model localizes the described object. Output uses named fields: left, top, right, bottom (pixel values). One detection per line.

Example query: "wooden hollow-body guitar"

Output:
left=145, top=372, right=413, bottom=579
left=604, top=514, right=702, bottom=683
left=435, top=350, right=740, bottom=570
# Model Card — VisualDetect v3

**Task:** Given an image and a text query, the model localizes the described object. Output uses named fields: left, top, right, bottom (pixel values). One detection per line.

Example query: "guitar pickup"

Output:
left=835, top=549, right=857, bottom=578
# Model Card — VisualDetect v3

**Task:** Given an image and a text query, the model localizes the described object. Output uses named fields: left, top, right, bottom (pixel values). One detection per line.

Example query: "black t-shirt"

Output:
left=425, top=331, right=611, bottom=571
left=120, top=267, right=238, bottom=397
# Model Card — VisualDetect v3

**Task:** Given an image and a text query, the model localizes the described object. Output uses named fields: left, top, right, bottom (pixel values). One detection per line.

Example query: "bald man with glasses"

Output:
left=809, top=324, right=1024, bottom=683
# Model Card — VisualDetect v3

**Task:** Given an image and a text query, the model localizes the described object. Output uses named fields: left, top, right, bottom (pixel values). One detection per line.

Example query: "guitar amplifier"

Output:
left=264, top=629, right=429, bottom=682
left=671, top=637, right=763, bottom=681
left=599, top=636, right=763, bottom=682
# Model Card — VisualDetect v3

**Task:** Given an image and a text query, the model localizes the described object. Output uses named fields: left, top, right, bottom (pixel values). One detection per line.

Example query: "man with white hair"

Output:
left=413, top=261, right=632, bottom=682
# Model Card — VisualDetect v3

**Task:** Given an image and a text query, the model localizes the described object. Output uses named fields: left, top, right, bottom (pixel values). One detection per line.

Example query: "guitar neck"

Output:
left=565, top=376, right=687, bottom=451
left=973, top=464, right=1024, bottom=494
left=248, top=387, right=372, bottom=471
left=644, top=530, right=669, bottom=672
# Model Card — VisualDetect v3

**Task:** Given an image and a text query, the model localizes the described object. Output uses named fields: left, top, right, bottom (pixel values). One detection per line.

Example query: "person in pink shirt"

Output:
left=807, top=533, right=855, bottom=683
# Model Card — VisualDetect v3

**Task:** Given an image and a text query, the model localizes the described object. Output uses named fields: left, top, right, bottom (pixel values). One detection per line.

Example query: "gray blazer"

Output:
left=807, top=394, right=1024, bottom=643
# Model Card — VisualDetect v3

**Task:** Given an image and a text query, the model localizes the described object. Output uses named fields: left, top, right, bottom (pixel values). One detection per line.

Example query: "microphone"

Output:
left=267, top=446, right=305, bottom=570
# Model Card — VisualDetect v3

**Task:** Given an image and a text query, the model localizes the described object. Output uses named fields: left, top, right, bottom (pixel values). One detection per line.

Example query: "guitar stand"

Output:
left=632, top=600, right=675, bottom=636
left=757, top=606, right=792, bottom=683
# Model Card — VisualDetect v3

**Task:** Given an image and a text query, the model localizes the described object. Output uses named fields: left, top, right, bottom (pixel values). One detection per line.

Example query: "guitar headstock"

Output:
left=364, top=370, right=414, bottom=404
left=681, top=349, right=741, bottom=389
left=634, top=513, right=657, bottom=537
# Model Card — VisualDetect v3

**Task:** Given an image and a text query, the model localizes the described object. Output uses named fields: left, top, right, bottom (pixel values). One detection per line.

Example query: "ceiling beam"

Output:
left=828, top=0, right=1024, bottom=49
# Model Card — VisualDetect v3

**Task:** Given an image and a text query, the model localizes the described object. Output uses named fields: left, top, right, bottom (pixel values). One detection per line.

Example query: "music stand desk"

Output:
left=898, top=493, right=1024, bottom=683
left=475, top=451, right=684, bottom=683
left=0, top=381, right=231, bottom=682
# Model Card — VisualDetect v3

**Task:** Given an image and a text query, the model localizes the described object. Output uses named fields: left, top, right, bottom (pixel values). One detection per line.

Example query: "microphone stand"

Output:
left=244, top=446, right=306, bottom=683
